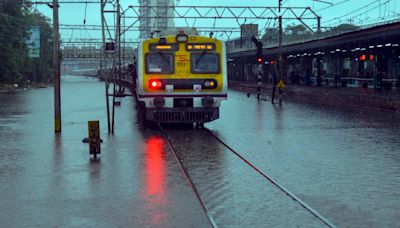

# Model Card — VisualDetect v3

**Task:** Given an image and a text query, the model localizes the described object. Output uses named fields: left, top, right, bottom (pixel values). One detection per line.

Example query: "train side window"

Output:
left=145, top=53, right=175, bottom=74
left=191, top=53, right=220, bottom=74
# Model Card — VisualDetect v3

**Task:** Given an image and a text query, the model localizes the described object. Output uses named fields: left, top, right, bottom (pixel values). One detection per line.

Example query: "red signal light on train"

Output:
left=149, top=79, right=163, bottom=89
left=257, top=57, right=263, bottom=63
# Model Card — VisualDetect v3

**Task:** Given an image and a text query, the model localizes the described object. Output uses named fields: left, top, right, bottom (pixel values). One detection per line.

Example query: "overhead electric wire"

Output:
left=323, top=0, right=386, bottom=24
left=323, top=0, right=393, bottom=27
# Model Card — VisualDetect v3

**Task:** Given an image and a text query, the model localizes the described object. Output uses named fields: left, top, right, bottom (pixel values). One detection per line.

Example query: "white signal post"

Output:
left=257, top=64, right=262, bottom=100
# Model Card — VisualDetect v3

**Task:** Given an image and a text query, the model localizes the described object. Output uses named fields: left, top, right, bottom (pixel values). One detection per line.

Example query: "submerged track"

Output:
left=158, top=123, right=218, bottom=228
left=204, top=128, right=336, bottom=228
left=158, top=123, right=336, bottom=228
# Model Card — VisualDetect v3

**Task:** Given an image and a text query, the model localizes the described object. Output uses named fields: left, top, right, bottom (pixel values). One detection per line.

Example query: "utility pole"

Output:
left=53, top=0, right=61, bottom=132
left=101, top=0, right=122, bottom=134
left=111, top=0, right=121, bottom=133
left=277, top=15, right=283, bottom=105
left=316, top=16, right=322, bottom=86
left=100, top=0, right=111, bottom=133
left=272, top=0, right=283, bottom=104
left=252, top=35, right=263, bottom=100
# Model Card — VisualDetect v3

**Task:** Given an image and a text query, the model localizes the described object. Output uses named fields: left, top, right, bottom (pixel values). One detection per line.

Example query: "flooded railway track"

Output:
left=204, top=128, right=336, bottom=228
left=158, top=124, right=218, bottom=228
left=157, top=124, right=336, bottom=227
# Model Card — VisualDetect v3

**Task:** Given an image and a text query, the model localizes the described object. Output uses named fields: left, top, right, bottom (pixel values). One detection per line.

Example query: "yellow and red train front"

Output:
left=136, top=33, right=227, bottom=123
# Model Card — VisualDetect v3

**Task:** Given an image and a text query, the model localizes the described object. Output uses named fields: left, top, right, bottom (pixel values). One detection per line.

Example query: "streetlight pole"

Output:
left=53, top=0, right=61, bottom=132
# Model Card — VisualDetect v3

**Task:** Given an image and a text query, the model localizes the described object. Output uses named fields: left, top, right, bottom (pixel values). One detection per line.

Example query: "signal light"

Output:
left=359, top=54, right=374, bottom=61
left=187, top=44, right=214, bottom=50
left=149, top=79, right=163, bottom=90
left=252, top=35, right=263, bottom=64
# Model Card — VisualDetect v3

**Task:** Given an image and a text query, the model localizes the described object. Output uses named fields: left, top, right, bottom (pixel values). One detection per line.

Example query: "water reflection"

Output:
left=166, top=128, right=325, bottom=226
left=208, top=90, right=400, bottom=227
left=143, top=136, right=167, bottom=225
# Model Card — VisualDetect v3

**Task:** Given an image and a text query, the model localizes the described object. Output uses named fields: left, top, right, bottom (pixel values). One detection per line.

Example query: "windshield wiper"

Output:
left=196, top=50, right=207, bottom=64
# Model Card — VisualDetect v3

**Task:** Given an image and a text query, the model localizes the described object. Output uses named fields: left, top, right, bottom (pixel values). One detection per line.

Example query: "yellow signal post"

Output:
left=88, top=121, right=101, bottom=158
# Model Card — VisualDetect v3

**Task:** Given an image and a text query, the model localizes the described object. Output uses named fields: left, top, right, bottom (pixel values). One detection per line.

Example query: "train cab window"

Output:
left=191, top=53, right=220, bottom=74
left=146, top=53, right=174, bottom=74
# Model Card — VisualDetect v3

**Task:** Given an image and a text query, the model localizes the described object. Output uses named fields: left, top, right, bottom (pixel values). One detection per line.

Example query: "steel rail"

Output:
left=204, top=128, right=337, bottom=228
left=157, top=124, right=218, bottom=228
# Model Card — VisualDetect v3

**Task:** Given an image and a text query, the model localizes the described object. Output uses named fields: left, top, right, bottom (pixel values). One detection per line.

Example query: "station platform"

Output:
left=229, top=81, right=400, bottom=113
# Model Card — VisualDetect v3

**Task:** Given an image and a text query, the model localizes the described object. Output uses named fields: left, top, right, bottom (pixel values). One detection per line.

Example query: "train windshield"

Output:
left=146, top=53, right=174, bottom=74
left=191, top=53, right=220, bottom=74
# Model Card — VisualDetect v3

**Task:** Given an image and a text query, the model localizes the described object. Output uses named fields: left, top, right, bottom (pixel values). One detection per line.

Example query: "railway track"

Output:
left=158, top=124, right=336, bottom=228
left=158, top=123, right=218, bottom=228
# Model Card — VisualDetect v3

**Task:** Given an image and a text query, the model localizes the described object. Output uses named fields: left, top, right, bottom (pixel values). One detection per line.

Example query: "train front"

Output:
left=136, top=31, right=227, bottom=124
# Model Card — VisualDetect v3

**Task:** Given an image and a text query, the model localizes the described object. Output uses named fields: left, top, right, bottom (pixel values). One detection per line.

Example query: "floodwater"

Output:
left=207, top=91, right=400, bottom=227
left=1, top=76, right=399, bottom=227
left=0, top=76, right=210, bottom=228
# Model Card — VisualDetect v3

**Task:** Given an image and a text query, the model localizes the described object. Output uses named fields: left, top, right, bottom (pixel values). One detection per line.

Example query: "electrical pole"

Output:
left=252, top=35, right=263, bottom=100
left=278, top=15, right=283, bottom=105
left=272, top=0, right=283, bottom=104
left=100, top=0, right=111, bottom=133
left=53, top=0, right=61, bottom=132
left=111, top=0, right=122, bottom=133
left=316, top=16, right=322, bottom=86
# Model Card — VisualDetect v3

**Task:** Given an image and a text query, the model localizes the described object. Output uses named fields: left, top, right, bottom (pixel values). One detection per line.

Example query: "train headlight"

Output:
left=176, top=33, right=188, bottom=43
left=149, top=79, right=163, bottom=90
left=203, top=80, right=217, bottom=89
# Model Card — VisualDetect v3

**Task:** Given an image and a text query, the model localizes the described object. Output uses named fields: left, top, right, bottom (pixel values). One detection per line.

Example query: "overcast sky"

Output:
left=34, top=0, right=400, bottom=41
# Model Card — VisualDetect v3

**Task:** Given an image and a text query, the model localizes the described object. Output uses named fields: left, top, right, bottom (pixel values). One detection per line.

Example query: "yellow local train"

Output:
left=135, top=30, right=227, bottom=124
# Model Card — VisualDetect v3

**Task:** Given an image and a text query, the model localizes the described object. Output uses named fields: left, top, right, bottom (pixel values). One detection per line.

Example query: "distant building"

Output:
left=139, top=0, right=175, bottom=38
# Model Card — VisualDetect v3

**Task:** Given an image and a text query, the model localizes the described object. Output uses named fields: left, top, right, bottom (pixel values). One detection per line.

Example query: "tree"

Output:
left=0, top=0, right=31, bottom=83
left=323, top=23, right=360, bottom=37
left=285, top=24, right=313, bottom=42
left=262, top=24, right=314, bottom=43
left=0, top=1, right=53, bottom=84
left=261, top=27, right=279, bottom=43
left=331, top=23, right=359, bottom=32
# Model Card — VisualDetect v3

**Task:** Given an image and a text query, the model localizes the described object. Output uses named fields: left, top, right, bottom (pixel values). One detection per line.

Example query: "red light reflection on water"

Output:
left=143, top=136, right=167, bottom=224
